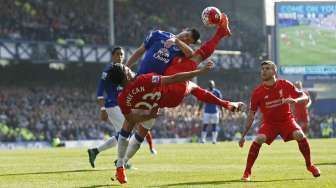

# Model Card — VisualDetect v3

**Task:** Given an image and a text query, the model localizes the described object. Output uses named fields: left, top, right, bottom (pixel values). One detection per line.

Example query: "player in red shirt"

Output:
left=109, top=13, right=245, bottom=184
left=292, top=81, right=311, bottom=134
left=238, top=61, right=320, bottom=181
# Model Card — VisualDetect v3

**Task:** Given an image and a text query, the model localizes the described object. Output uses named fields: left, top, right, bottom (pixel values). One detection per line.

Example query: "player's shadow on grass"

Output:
left=77, top=184, right=119, bottom=188
left=0, top=169, right=112, bottom=177
left=315, top=162, right=336, bottom=166
left=155, top=178, right=307, bottom=187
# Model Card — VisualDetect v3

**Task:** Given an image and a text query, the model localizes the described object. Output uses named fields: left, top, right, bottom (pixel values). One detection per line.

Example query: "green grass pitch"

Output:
left=0, top=139, right=335, bottom=188
left=279, top=25, right=336, bottom=66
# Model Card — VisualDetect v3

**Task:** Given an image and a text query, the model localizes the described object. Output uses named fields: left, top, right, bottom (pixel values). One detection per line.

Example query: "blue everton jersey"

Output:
left=204, top=88, right=222, bottom=114
left=96, top=63, right=122, bottom=108
left=137, top=30, right=184, bottom=75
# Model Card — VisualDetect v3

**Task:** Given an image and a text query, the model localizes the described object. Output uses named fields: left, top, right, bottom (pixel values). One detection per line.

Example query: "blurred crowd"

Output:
left=1, top=86, right=335, bottom=142
left=0, top=0, right=109, bottom=44
left=0, top=0, right=265, bottom=61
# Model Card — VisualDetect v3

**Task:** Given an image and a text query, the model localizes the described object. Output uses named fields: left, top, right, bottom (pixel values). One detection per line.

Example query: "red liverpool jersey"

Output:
left=250, top=80, right=302, bottom=124
left=118, top=73, right=187, bottom=115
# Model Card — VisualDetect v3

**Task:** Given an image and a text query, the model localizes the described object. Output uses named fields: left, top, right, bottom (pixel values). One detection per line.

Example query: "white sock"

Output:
left=212, top=131, right=218, bottom=143
left=201, top=131, right=207, bottom=142
left=124, top=134, right=142, bottom=163
left=116, top=135, right=129, bottom=168
left=97, top=136, right=117, bottom=152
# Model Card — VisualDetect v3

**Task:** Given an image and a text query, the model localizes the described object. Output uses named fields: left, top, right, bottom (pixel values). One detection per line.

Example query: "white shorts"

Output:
left=106, top=106, right=125, bottom=130
left=203, top=112, right=220, bottom=124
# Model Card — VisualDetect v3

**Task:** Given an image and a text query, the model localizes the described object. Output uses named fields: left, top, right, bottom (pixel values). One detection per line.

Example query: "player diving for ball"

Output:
left=87, top=47, right=157, bottom=169
left=109, top=13, right=245, bottom=184
left=88, top=24, right=202, bottom=168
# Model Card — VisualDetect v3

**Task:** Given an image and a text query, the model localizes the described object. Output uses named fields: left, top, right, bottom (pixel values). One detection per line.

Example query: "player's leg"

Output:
left=280, top=119, right=320, bottom=177
left=115, top=120, right=136, bottom=184
left=191, top=14, right=231, bottom=64
left=242, top=124, right=278, bottom=181
left=145, top=131, right=157, bottom=155
left=241, top=134, right=265, bottom=181
left=201, top=123, right=208, bottom=144
left=188, top=82, right=239, bottom=111
left=291, top=127, right=320, bottom=177
left=211, top=123, right=218, bottom=144
left=88, top=106, right=124, bottom=168
left=123, top=119, right=155, bottom=164
left=211, top=112, right=220, bottom=144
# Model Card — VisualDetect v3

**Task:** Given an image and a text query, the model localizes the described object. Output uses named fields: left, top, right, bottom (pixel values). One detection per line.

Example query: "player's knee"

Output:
left=293, top=130, right=305, bottom=141
left=255, top=134, right=266, bottom=144
left=137, top=125, right=149, bottom=139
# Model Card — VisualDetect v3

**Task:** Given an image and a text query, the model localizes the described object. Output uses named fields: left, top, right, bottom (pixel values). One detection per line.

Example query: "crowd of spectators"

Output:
left=0, top=0, right=109, bottom=44
left=0, top=0, right=265, bottom=61
left=1, top=86, right=335, bottom=142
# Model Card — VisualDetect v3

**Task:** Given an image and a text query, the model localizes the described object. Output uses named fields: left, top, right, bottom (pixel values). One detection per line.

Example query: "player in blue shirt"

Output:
left=198, top=80, right=223, bottom=144
left=126, top=28, right=200, bottom=74
left=87, top=47, right=157, bottom=168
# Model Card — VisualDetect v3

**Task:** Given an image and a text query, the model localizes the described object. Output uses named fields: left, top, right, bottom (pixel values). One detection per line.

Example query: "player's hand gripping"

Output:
left=100, top=109, right=108, bottom=121
left=164, top=37, right=176, bottom=48
left=239, top=137, right=245, bottom=148
left=282, top=97, right=297, bottom=104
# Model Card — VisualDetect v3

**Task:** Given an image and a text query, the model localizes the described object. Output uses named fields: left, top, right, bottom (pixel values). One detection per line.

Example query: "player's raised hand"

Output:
left=164, top=37, right=176, bottom=48
left=202, top=61, right=214, bottom=72
left=282, top=97, right=296, bottom=104
left=239, top=137, right=245, bottom=148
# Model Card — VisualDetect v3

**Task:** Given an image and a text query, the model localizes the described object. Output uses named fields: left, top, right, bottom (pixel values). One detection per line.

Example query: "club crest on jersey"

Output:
left=153, top=48, right=170, bottom=63
left=152, top=76, right=160, bottom=83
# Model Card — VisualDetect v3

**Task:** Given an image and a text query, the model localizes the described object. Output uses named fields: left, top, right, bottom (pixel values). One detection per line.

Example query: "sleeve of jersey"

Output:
left=144, top=30, right=159, bottom=50
left=96, top=72, right=107, bottom=99
left=118, top=94, right=131, bottom=115
left=250, top=90, right=259, bottom=112
left=285, top=80, right=302, bottom=98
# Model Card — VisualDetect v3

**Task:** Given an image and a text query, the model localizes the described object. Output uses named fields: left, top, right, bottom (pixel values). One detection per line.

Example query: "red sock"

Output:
left=195, top=27, right=225, bottom=60
left=146, top=132, right=153, bottom=150
left=298, top=138, right=312, bottom=168
left=191, top=86, right=229, bottom=109
left=244, top=141, right=261, bottom=175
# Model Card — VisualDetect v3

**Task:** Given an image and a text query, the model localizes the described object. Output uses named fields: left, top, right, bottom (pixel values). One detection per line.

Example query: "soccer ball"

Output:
left=201, top=7, right=222, bottom=27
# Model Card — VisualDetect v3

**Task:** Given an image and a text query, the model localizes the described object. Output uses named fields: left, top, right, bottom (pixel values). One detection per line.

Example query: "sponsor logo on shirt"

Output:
left=153, top=48, right=170, bottom=64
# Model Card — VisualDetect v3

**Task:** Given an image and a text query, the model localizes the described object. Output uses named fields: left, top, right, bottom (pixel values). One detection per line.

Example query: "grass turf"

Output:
left=0, top=139, right=335, bottom=188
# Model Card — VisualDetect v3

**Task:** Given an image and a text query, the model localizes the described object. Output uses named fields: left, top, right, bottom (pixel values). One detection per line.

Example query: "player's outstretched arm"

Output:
left=239, top=111, right=256, bottom=148
left=164, top=37, right=194, bottom=58
left=126, top=43, right=146, bottom=67
left=160, top=61, right=214, bottom=86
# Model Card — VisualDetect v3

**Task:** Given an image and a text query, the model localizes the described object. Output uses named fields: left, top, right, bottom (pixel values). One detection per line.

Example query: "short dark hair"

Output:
left=106, top=63, right=126, bottom=86
left=112, top=46, right=123, bottom=55
left=185, top=28, right=200, bottom=44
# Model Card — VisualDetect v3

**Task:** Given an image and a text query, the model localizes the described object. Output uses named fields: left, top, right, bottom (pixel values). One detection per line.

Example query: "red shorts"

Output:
left=158, top=57, right=197, bottom=108
left=257, top=118, right=302, bottom=145
left=164, top=56, right=197, bottom=76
